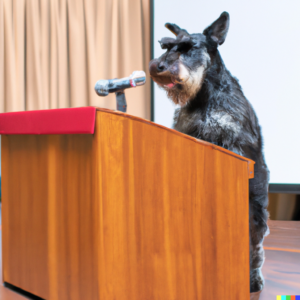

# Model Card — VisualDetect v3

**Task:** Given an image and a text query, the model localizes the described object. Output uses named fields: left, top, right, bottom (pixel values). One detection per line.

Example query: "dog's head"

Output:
left=149, top=12, right=230, bottom=106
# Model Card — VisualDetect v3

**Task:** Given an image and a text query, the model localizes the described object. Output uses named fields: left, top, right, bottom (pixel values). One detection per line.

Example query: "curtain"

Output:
left=0, top=0, right=151, bottom=119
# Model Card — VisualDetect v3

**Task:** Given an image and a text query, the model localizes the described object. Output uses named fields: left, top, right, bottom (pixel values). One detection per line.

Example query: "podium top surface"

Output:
left=0, top=107, right=96, bottom=135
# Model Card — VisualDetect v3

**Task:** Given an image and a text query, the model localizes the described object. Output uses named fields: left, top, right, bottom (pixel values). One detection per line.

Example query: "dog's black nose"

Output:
left=157, top=62, right=166, bottom=73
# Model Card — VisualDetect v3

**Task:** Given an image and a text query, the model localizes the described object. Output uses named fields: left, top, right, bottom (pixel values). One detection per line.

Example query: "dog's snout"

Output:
left=149, top=59, right=159, bottom=76
left=149, top=59, right=168, bottom=76
left=157, top=62, right=166, bottom=73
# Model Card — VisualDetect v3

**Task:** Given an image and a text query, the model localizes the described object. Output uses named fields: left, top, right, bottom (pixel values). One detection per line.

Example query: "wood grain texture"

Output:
left=95, top=107, right=255, bottom=179
left=1, top=219, right=299, bottom=300
left=0, top=231, right=30, bottom=300
left=2, top=109, right=252, bottom=300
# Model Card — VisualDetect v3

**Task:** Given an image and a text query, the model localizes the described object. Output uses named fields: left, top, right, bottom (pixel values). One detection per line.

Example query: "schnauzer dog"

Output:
left=149, top=12, right=269, bottom=293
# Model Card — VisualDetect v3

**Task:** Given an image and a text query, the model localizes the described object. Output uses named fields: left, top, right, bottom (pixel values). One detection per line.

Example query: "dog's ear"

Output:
left=165, top=23, right=189, bottom=37
left=203, top=12, right=230, bottom=46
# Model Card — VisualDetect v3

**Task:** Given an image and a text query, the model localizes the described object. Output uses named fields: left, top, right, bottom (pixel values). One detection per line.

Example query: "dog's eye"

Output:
left=159, top=37, right=194, bottom=52
left=177, top=43, right=193, bottom=53
left=176, top=38, right=194, bottom=53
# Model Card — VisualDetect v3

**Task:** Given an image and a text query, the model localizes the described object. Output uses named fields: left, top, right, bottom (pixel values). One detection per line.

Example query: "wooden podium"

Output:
left=1, top=107, right=254, bottom=300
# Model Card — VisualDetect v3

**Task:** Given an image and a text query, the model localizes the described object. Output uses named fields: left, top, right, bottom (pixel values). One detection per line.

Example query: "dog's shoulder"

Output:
left=173, top=89, right=261, bottom=153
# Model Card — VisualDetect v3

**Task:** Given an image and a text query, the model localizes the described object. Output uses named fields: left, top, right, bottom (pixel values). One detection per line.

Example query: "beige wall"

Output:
left=0, top=0, right=151, bottom=119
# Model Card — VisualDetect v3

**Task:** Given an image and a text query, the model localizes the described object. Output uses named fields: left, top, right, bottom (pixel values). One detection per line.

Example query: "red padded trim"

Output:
left=0, top=107, right=96, bottom=135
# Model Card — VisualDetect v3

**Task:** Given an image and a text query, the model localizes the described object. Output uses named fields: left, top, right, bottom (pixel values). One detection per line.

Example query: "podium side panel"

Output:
left=95, top=111, right=250, bottom=300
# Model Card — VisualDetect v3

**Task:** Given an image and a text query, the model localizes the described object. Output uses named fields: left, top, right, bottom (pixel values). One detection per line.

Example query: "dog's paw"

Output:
left=250, top=268, right=264, bottom=293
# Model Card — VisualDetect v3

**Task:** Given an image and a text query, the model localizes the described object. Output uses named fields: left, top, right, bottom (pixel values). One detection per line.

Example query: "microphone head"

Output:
left=130, top=71, right=146, bottom=87
left=94, top=71, right=146, bottom=97
left=94, top=80, right=109, bottom=96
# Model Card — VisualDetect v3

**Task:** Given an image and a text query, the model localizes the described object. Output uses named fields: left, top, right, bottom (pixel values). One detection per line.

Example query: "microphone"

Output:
left=94, top=71, right=146, bottom=97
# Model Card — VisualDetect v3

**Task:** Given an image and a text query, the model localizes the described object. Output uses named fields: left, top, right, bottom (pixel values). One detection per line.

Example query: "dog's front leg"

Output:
left=249, top=179, right=269, bottom=293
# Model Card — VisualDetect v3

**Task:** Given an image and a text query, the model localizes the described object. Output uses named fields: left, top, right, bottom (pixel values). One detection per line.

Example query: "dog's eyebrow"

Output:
left=159, top=37, right=177, bottom=49
left=159, top=36, right=195, bottom=50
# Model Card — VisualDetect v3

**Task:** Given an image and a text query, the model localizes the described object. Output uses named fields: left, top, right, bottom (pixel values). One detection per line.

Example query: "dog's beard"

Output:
left=163, top=66, right=206, bottom=106
left=165, top=86, right=192, bottom=106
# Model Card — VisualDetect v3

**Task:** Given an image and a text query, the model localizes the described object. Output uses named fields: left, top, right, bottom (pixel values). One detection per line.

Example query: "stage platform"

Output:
left=0, top=217, right=299, bottom=299
left=253, top=220, right=300, bottom=300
